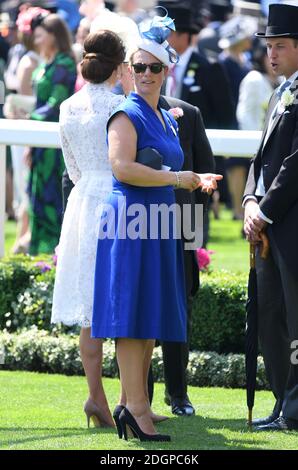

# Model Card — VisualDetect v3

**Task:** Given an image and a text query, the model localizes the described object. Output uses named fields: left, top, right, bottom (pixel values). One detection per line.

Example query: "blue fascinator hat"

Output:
left=136, top=8, right=179, bottom=66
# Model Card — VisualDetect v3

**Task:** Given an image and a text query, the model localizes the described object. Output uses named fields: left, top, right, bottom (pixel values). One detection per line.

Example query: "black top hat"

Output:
left=157, top=2, right=200, bottom=34
left=256, top=3, right=298, bottom=38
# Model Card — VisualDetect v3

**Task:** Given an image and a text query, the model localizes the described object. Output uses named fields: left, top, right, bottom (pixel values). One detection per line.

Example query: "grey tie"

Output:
left=276, top=80, right=291, bottom=98
left=271, top=80, right=291, bottom=120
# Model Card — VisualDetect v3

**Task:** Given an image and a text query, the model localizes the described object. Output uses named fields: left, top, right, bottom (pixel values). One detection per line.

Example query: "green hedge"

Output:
left=0, top=255, right=78, bottom=335
left=0, top=327, right=269, bottom=389
left=0, top=255, right=40, bottom=328
left=190, top=271, right=247, bottom=353
left=0, top=256, right=248, bottom=353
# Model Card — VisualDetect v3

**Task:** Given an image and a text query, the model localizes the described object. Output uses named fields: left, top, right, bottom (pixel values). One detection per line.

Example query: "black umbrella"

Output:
left=245, top=232, right=269, bottom=427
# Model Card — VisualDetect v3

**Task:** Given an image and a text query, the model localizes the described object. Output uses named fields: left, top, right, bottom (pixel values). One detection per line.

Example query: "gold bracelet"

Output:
left=174, top=171, right=181, bottom=188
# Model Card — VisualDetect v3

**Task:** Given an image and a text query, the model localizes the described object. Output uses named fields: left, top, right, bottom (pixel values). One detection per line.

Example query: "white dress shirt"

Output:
left=165, top=47, right=194, bottom=98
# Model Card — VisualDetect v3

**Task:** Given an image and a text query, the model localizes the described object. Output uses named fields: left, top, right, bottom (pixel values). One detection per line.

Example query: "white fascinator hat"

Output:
left=135, top=9, right=179, bottom=66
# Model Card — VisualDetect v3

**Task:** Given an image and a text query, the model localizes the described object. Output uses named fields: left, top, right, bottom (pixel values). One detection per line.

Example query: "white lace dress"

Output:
left=51, top=83, right=125, bottom=327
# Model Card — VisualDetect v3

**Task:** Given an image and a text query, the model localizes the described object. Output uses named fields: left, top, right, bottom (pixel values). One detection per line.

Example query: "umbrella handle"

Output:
left=249, top=243, right=255, bottom=269
left=259, top=232, right=269, bottom=259
left=250, top=232, right=270, bottom=268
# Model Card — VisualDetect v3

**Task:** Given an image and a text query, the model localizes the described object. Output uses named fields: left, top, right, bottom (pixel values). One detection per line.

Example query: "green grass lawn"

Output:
left=4, top=220, right=17, bottom=254
left=0, top=371, right=298, bottom=450
left=208, top=209, right=248, bottom=273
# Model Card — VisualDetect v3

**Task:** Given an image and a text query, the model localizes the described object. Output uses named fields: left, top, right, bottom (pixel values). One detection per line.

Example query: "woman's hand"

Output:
left=178, top=172, right=223, bottom=193
left=197, top=173, right=223, bottom=194
left=178, top=171, right=201, bottom=191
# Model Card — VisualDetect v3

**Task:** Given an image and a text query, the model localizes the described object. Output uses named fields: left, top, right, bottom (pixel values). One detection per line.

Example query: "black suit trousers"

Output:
left=161, top=249, right=194, bottom=400
left=256, top=227, right=298, bottom=420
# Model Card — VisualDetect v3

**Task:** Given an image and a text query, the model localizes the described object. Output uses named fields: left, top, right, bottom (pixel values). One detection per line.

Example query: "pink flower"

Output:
left=16, top=7, right=49, bottom=35
left=196, top=248, right=214, bottom=272
left=168, top=107, right=184, bottom=120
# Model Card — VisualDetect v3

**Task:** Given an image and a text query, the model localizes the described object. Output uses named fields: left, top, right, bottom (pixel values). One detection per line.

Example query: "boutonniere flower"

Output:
left=187, top=69, right=196, bottom=78
left=280, top=89, right=295, bottom=108
left=168, top=107, right=184, bottom=120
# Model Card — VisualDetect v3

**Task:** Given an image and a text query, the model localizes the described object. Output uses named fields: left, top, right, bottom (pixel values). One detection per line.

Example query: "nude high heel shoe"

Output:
left=84, top=398, right=114, bottom=429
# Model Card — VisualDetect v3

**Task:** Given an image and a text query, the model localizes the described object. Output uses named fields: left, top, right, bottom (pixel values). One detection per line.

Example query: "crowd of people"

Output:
left=1, top=0, right=298, bottom=440
left=1, top=0, right=280, bottom=253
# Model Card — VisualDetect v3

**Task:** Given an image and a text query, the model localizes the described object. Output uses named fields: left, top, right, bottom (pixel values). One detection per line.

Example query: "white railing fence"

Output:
left=0, top=118, right=262, bottom=258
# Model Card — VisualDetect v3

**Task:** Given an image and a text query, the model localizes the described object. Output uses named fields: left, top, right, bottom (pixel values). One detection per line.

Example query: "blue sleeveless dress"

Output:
left=91, top=92, right=186, bottom=341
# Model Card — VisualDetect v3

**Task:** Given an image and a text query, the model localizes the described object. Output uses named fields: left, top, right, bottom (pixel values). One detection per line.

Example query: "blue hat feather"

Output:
left=139, top=10, right=179, bottom=64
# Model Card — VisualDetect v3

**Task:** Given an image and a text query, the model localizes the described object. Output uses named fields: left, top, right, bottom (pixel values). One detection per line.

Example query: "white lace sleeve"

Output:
left=59, top=127, right=81, bottom=184
left=59, top=101, right=81, bottom=184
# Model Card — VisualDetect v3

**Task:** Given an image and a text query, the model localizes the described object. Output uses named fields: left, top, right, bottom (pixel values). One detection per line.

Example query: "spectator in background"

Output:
left=160, top=1, right=235, bottom=230
left=198, top=0, right=233, bottom=61
left=0, top=7, right=24, bottom=224
left=237, top=43, right=278, bottom=131
left=73, top=16, right=91, bottom=62
left=4, top=6, right=45, bottom=254
left=57, top=0, right=81, bottom=33
left=218, top=15, right=256, bottom=220
left=79, top=0, right=109, bottom=22
left=0, top=32, right=9, bottom=66
left=89, top=0, right=140, bottom=43
left=72, top=17, right=91, bottom=92
left=218, top=16, right=255, bottom=113
left=27, top=12, right=76, bottom=254
left=114, top=0, right=148, bottom=24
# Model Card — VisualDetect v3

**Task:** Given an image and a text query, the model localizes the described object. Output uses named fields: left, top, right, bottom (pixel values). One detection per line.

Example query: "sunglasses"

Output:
left=132, top=63, right=165, bottom=74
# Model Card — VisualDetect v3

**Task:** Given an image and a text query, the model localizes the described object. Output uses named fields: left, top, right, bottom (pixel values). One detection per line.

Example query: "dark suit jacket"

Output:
left=173, top=51, right=236, bottom=130
left=244, top=83, right=298, bottom=280
left=159, top=95, right=215, bottom=296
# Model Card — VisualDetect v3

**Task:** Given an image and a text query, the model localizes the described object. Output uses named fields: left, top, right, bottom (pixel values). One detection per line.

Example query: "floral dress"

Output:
left=28, top=52, right=76, bottom=255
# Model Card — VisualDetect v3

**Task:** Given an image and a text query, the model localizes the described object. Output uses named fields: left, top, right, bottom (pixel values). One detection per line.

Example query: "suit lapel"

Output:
left=264, top=109, right=284, bottom=146
left=261, top=83, right=297, bottom=151
left=181, top=53, right=197, bottom=101
left=159, top=96, right=170, bottom=111
left=258, top=92, right=279, bottom=152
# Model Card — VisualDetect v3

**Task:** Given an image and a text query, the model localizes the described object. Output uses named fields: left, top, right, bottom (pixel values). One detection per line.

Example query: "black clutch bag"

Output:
left=136, top=147, right=163, bottom=170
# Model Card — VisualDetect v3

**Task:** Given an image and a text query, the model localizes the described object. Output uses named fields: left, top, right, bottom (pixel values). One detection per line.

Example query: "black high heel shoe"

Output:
left=113, top=405, right=138, bottom=439
left=113, top=405, right=125, bottom=438
left=119, top=407, right=171, bottom=442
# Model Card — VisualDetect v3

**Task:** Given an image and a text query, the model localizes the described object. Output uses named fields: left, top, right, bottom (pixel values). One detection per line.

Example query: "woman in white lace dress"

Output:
left=51, top=30, right=125, bottom=427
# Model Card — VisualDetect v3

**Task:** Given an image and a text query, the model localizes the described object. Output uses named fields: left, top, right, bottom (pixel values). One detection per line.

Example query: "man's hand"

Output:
left=244, top=200, right=267, bottom=243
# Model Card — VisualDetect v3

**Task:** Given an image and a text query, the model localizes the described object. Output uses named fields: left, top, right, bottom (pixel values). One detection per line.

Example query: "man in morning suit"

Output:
left=243, top=3, right=298, bottom=431
left=159, top=1, right=235, bottom=130
left=159, top=95, right=215, bottom=416
left=154, top=0, right=227, bottom=417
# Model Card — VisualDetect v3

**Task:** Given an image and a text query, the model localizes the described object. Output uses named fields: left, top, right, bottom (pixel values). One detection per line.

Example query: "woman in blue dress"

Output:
left=92, top=13, right=222, bottom=442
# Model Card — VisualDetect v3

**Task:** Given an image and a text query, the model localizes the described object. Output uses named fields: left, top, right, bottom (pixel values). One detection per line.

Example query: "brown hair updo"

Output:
left=81, top=30, right=125, bottom=84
